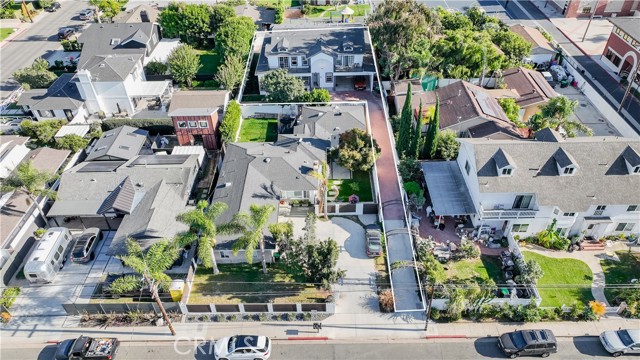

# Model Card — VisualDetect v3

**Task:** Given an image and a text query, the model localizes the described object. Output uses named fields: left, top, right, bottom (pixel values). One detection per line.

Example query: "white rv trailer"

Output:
left=24, top=227, right=73, bottom=283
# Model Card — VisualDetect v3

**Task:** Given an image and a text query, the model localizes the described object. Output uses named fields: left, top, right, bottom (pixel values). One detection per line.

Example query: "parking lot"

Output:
left=9, top=231, right=125, bottom=317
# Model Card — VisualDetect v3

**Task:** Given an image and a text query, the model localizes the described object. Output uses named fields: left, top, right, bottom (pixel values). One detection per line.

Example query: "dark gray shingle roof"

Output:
left=86, top=125, right=149, bottom=161
left=81, top=54, right=142, bottom=82
left=17, top=74, right=84, bottom=110
left=77, top=22, right=156, bottom=69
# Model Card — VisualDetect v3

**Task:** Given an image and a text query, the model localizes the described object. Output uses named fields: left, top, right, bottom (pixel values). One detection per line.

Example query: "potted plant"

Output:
left=33, top=228, right=46, bottom=239
left=348, top=194, right=359, bottom=204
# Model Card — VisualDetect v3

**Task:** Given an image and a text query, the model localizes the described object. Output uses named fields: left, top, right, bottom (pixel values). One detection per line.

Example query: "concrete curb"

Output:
left=0, top=27, right=27, bottom=49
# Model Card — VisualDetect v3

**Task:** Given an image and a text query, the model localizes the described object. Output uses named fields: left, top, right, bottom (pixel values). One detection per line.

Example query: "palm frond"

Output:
left=197, top=235, right=213, bottom=268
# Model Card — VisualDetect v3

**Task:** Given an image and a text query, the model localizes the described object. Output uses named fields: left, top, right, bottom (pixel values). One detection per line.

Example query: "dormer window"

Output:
left=634, top=166, right=640, bottom=174
left=493, top=148, right=515, bottom=177
left=621, top=146, right=640, bottom=174
left=553, top=148, right=578, bottom=176
left=501, top=168, right=512, bottom=176
left=563, top=166, right=575, bottom=175
left=301, top=55, right=308, bottom=66
left=111, top=38, right=120, bottom=45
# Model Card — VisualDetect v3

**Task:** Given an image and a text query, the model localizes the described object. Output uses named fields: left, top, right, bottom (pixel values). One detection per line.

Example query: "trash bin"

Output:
left=560, top=80, right=569, bottom=88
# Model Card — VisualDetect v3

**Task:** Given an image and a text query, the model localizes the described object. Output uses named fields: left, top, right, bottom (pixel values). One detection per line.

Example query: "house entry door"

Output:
left=312, top=73, right=319, bottom=88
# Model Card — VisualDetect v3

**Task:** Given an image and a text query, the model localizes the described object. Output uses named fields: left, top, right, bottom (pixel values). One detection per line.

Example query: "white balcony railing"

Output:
left=481, top=209, right=538, bottom=219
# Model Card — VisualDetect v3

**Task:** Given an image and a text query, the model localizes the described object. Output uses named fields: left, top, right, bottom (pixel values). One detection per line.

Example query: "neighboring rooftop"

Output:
left=608, top=17, right=640, bottom=42
left=463, top=133, right=640, bottom=212
left=501, top=67, right=557, bottom=108
left=256, top=27, right=375, bottom=73
left=80, top=54, right=143, bottom=82
left=509, top=25, right=556, bottom=54
left=113, top=4, right=159, bottom=24
left=77, top=22, right=157, bottom=69
left=23, top=147, right=71, bottom=174
left=290, top=104, right=366, bottom=140
left=85, top=125, right=149, bottom=161
left=16, top=74, right=84, bottom=110
left=168, top=90, right=229, bottom=117
left=54, top=124, right=91, bottom=139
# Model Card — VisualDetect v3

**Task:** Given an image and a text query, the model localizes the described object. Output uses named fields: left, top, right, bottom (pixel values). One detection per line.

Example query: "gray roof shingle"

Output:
left=77, top=22, right=157, bottom=69
left=17, top=74, right=84, bottom=110
left=81, top=54, right=143, bottom=82
left=168, top=90, right=229, bottom=117
left=464, top=136, right=640, bottom=212
left=292, top=105, right=366, bottom=139
left=608, top=17, right=640, bottom=43
left=86, top=125, right=149, bottom=161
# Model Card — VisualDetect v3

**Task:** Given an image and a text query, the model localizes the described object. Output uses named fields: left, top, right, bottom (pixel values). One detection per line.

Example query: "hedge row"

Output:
left=101, top=118, right=175, bottom=135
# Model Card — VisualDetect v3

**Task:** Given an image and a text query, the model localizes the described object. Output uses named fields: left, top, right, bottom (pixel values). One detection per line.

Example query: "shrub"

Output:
left=33, top=228, right=46, bottom=238
left=228, top=314, right=237, bottom=322
left=56, top=134, right=89, bottom=152
left=219, top=100, right=241, bottom=142
left=101, top=118, right=174, bottom=135
left=430, top=308, right=441, bottom=320
left=0, top=312, right=11, bottom=323
left=581, top=305, right=599, bottom=321
left=145, top=61, right=168, bottom=75
left=0, top=287, right=21, bottom=309
left=274, top=0, right=284, bottom=24
left=106, top=275, right=142, bottom=295
left=568, top=302, right=584, bottom=321
left=458, top=241, right=480, bottom=259
left=303, top=312, right=312, bottom=321
left=589, top=300, right=606, bottom=318
left=379, top=289, right=394, bottom=312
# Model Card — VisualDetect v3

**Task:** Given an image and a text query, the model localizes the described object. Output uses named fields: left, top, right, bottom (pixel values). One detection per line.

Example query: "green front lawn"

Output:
left=238, top=118, right=278, bottom=142
left=601, top=252, right=640, bottom=305
left=445, top=255, right=502, bottom=283
left=328, top=171, right=373, bottom=202
left=307, top=4, right=369, bottom=18
left=0, top=28, right=14, bottom=42
left=195, top=49, right=222, bottom=75
left=522, top=251, right=594, bottom=307
left=189, top=264, right=329, bottom=304
left=254, top=0, right=300, bottom=7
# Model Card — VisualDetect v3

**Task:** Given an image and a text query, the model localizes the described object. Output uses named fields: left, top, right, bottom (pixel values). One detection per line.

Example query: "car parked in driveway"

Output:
left=57, top=27, right=75, bottom=40
left=365, top=224, right=382, bottom=257
left=498, top=329, right=557, bottom=358
left=45, top=2, right=61, bottom=12
left=600, top=329, right=640, bottom=357
left=353, top=76, right=367, bottom=90
left=214, top=335, right=271, bottom=360
left=70, top=228, right=102, bottom=263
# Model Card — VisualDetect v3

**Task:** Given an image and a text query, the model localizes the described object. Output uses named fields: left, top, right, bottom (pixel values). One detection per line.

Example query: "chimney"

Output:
left=264, top=158, right=271, bottom=164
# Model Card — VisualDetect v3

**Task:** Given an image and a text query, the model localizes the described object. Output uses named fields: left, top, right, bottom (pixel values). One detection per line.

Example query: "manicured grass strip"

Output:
left=445, top=255, right=502, bottom=284
left=238, top=118, right=278, bottom=142
left=601, top=251, right=640, bottom=305
left=195, top=49, right=222, bottom=75
left=522, top=251, right=594, bottom=307
left=0, top=28, right=14, bottom=42
left=328, top=171, right=373, bottom=202
left=189, top=264, right=328, bottom=304
left=307, top=4, right=369, bottom=18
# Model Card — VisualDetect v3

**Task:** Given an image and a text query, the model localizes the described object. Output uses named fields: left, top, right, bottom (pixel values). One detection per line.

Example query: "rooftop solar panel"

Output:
left=76, top=161, right=124, bottom=172
left=130, top=155, right=190, bottom=166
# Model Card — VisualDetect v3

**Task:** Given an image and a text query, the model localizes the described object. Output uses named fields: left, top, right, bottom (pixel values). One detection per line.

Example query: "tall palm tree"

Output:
left=226, top=204, right=275, bottom=274
left=1, top=161, right=57, bottom=223
left=529, top=96, right=593, bottom=137
left=118, top=239, right=179, bottom=336
left=88, top=0, right=101, bottom=23
left=175, top=201, right=229, bottom=275
left=309, top=161, right=329, bottom=220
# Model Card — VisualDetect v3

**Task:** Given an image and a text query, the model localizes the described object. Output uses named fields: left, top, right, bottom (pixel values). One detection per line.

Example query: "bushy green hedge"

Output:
left=274, top=0, right=284, bottom=24
left=219, top=100, right=241, bottom=142
left=101, top=118, right=175, bottom=135
left=0, top=287, right=20, bottom=309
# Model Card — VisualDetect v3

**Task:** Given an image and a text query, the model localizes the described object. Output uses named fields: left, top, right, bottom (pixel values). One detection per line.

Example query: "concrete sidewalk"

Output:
left=2, top=312, right=638, bottom=344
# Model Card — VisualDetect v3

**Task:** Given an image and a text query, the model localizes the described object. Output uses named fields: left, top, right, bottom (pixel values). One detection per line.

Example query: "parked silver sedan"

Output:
left=600, top=329, right=640, bottom=357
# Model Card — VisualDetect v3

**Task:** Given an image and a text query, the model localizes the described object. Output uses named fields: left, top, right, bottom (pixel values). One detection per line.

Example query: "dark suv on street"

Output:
left=498, top=329, right=558, bottom=358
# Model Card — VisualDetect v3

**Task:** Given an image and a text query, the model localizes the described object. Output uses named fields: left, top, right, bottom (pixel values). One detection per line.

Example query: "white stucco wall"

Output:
left=0, top=143, right=30, bottom=178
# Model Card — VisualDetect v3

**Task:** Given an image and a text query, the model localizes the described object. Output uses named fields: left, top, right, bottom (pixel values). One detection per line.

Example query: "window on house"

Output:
left=582, top=6, right=592, bottom=13
left=465, top=160, right=471, bottom=175
left=38, top=110, right=53, bottom=117
left=627, top=205, right=638, bottom=212
left=325, top=72, right=333, bottom=83
left=199, top=121, right=208, bottom=128
left=188, top=121, right=197, bottom=128
left=342, top=55, right=354, bottom=67
left=563, top=212, right=575, bottom=217
left=301, top=56, right=308, bottom=66
left=563, top=167, right=575, bottom=175
left=557, top=228, right=568, bottom=237
left=615, top=223, right=635, bottom=232
left=512, top=224, right=529, bottom=232
left=513, top=195, right=532, bottom=209
left=501, top=168, right=512, bottom=176
left=220, top=251, right=230, bottom=258
left=279, top=56, right=289, bottom=69
left=177, top=121, right=187, bottom=128
left=605, top=50, right=622, bottom=67
left=634, top=166, right=640, bottom=174
left=291, top=57, right=298, bottom=66
left=587, top=224, right=595, bottom=230
left=594, top=205, right=606, bottom=215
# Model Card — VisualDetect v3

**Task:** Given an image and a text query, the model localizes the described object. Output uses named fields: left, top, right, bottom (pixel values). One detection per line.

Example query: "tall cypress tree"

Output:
left=396, top=82, right=413, bottom=158
left=423, top=95, right=440, bottom=159
left=409, top=100, right=423, bottom=159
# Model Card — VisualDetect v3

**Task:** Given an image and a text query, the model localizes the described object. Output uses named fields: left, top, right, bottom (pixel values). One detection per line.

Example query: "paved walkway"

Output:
left=521, top=245, right=612, bottom=306
left=331, top=91, right=422, bottom=312
left=505, top=0, right=640, bottom=133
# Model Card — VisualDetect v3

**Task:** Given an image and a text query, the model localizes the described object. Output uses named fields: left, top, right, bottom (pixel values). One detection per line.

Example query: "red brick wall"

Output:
left=562, top=0, right=637, bottom=17
left=172, top=113, right=221, bottom=150
left=602, top=31, right=640, bottom=71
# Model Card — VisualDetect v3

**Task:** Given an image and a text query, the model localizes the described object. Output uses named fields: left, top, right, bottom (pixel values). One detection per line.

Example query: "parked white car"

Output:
left=600, top=329, right=640, bottom=357
left=213, top=335, right=271, bottom=360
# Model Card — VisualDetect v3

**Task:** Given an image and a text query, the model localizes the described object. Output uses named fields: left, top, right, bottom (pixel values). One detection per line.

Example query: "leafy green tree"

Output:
left=397, top=158, right=422, bottom=183
left=422, top=96, right=439, bottom=159
left=37, top=0, right=54, bottom=8
left=158, top=3, right=211, bottom=44
left=492, top=30, right=532, bottom=67
left=528, top=96, right=592, bottom=137
left=98, top=0, right=120, bottom=20
left=118, top=239, right=179, bottom=335
left=209, top=4, right=235, bottom=33
left=336, top=128, right=381, bottom=172
left=435, top=129, right=460, bottom=161
left=56, top=134, right=89, bottom=152
left=498, top=98, right=524, bottom=127
left=19, top=119, right=66, bottom=145
left=438, top=7, right=473, bottom=31
left=274, top=0, right=284, bottom=24
left=1, top=161, right=57, bottom=223
left=215, top=16, right=256, bottom=60
left=466, top=6, right=500, bottom=30
left=145, top=60, right=169, bottom=75
left=214, top=55, right=244, bottom=91
left=299, top=88, right=331, bottom=103
left=309, top=161, right=329, bottom=219
left=261, top=69, right=306, bottom=102
left=175, top=200, right=230, bottom=274
left=158, top=3, right=181, bottom=38
left=167, top=44, right=202, bottom=87
left=409, top=100, right=423, bottom=159
left=225, top=204, right=276, bottom=274
left=396, top=82, right=413, bottom=158
left=279, top=236, right=345, bottom=290
left=219, top=100, right=241, bottom=142
left=13, top=58, right=58, bottom=89
left=515, top=258, right=544, bottom=285
left=367, top=0, right=440, bottom=81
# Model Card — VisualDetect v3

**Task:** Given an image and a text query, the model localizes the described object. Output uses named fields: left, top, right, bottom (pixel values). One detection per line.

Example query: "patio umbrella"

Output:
left=341, top=6, right=355, bottom=15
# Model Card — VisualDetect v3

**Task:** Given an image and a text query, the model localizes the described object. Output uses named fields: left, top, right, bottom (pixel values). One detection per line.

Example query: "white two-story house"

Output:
left=422, top=128, right=640, bottom=240
left=255, top=26, right=377, bottom=93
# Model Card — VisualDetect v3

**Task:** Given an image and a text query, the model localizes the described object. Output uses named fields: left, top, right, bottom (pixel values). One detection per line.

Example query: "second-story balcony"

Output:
left=280, top=66, right=311, bottom=74
left=335, top=64, right=363, bottom=72
left=481, top=208, right=538, bottom=219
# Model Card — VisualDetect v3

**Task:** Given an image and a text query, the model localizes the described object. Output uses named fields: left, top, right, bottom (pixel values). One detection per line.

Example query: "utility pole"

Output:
left=618, top=63, right=639, bottom=113
left=582, top=0, right=600, bottom=42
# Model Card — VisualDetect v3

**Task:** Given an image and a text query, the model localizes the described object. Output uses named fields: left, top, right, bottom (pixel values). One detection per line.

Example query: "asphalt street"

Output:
left=0, top=337, right=622, bottom=360
left=0, top=0, right=88, bottom=100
